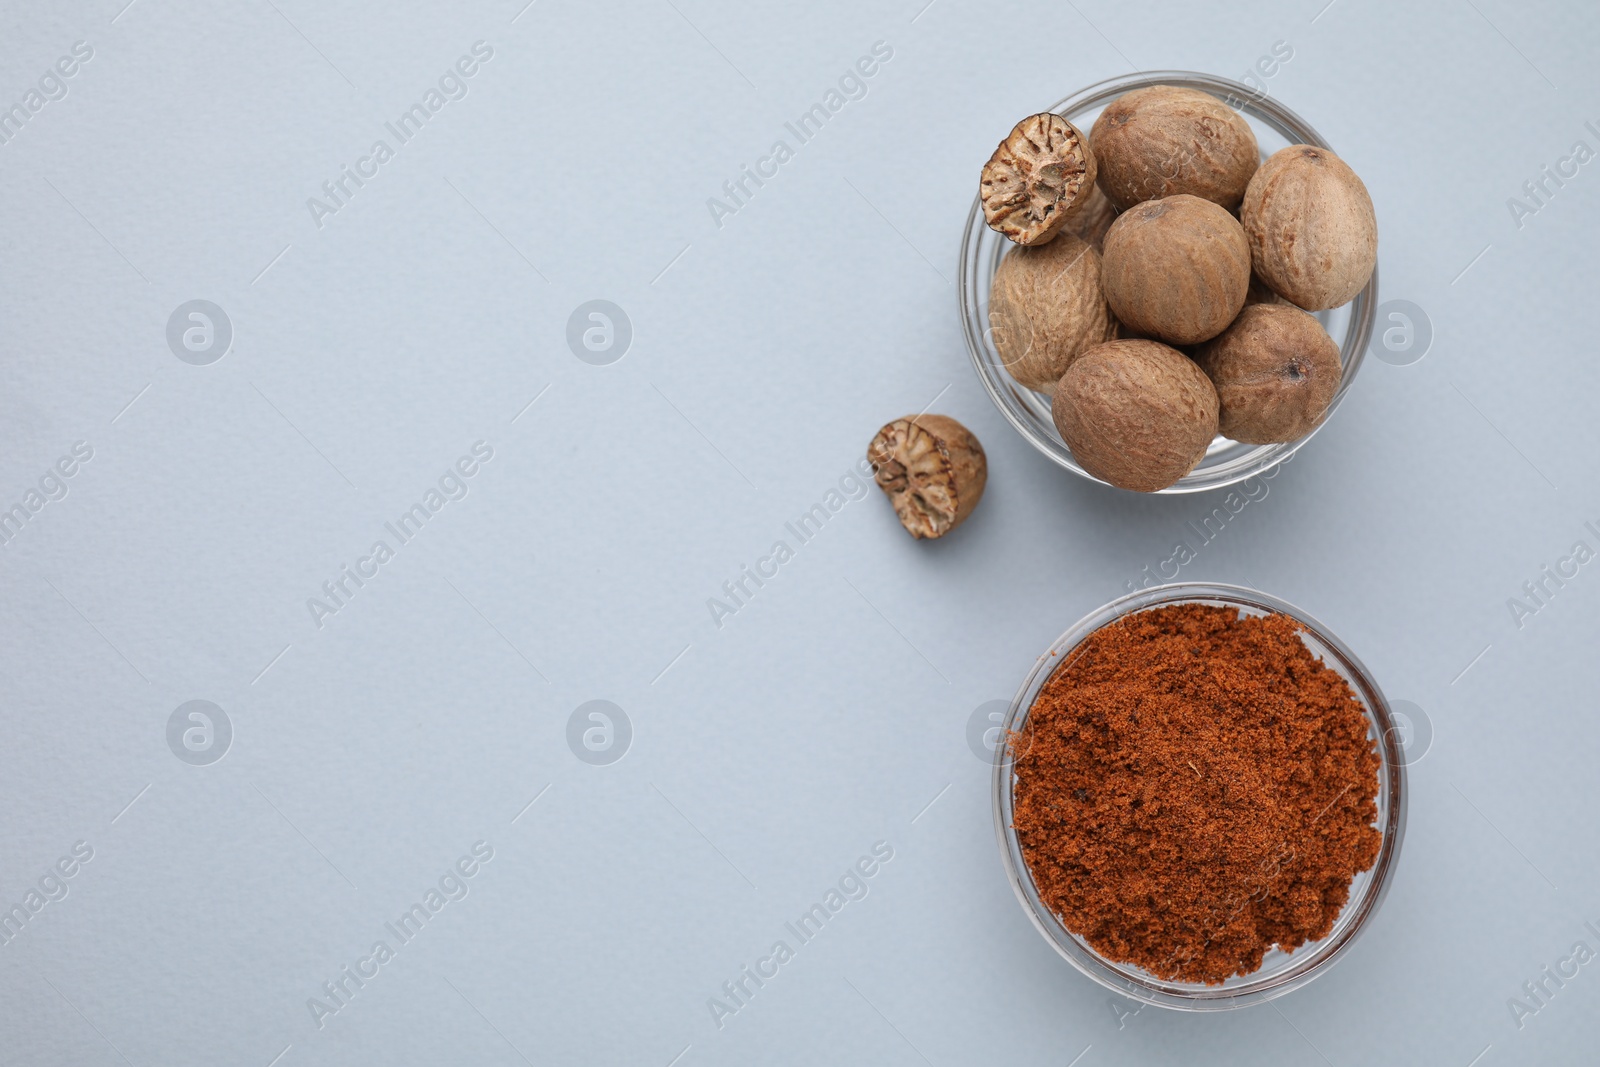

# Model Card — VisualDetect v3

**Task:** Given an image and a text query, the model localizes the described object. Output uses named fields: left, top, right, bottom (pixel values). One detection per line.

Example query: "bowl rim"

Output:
left=991, top=582, right=1408, bottom=1010
left=959, top=70, right=1380, bottom=494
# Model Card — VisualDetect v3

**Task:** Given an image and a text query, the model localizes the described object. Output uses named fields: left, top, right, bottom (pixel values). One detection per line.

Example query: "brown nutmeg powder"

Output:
left=1011, top=603, right=1381, bottom=985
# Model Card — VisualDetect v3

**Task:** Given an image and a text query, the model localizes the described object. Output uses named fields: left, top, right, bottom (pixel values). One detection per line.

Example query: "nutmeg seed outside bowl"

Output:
left=960, top=72, right=1378, bottom=493
left=992, top=583, right=1407, bottom=1010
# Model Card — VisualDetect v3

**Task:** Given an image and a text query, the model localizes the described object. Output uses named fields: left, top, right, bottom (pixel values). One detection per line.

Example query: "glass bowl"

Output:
left=960, top=71, right=1379, bottom=494
left=992, top=583, right=1406, bottom=1010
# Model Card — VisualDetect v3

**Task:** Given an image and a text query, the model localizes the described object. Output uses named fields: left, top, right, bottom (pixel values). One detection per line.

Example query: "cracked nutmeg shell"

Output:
left=989, top=233, right=1117, bottom=392
left=868, top=415, right=987, bottom=539
left=1242, top=145, right=1377, bottom=311
left=980, top=113, right=1097, bottom=246
left=1101, top=194, right=1251, bottom=345
left=1196, top=304, right=1342, bottom=444
left=1052, top=339, right=1219, bottom=492
left=1089, top=85, right=1260, bottom=211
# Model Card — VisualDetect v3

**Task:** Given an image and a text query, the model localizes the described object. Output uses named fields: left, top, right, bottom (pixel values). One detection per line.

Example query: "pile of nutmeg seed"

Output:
left=981, top=86, right=1377, bottom=492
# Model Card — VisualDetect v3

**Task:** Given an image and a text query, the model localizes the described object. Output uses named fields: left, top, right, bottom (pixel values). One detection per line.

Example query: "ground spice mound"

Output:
left=1012, top=603, right=1381, bottom=984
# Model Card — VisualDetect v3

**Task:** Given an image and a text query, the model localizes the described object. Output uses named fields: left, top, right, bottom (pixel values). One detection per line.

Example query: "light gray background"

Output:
left=0, top=0, right=1595, bottom=1064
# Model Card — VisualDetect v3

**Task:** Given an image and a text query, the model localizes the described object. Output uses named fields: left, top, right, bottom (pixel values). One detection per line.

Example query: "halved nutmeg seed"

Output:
left=867, top=415, right=988, bottom=539
left=980, top=113, right=1097, bottom=246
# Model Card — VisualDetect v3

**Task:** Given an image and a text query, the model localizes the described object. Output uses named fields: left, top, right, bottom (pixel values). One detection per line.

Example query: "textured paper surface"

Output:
left=0, top=1, right=1596, bottom=1064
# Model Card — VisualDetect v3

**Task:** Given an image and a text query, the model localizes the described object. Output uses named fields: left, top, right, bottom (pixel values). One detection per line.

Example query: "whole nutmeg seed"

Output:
left=989, top=234, right=1117, bottom=392
left=1242, top=145, right=1377, bottom=310
left=868, top=414, right=987, bottom=539
left=1089, top=85, right=1260, bottom=211
left=1052, top=339, right=1219, bottom=492
left=981, top=113, right=1097, bottom=246
left=1101, top=194, right=1251, bottom=345
left=1196, top=304, right=1343, bottom=444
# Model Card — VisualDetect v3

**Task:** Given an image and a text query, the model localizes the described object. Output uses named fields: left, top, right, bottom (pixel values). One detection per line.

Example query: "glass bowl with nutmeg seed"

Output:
left=961, top=72, right=1378, bottom=493
left=991, top=582, right=1407, bottom=1010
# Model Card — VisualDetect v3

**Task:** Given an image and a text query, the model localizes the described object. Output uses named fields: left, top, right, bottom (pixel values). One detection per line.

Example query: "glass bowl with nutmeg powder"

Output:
left=960, top=71, right=1378, bottom=494
left=993, top=583, right=1405, bottom=1010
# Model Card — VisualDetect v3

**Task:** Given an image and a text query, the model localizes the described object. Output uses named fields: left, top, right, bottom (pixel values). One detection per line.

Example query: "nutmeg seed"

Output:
left=1242, top=145, right=1377, bottom=311
left=1089, top=85, right=1260, bottom=212
left=1196, top=304, right=1342, bottom=444
left=1101, top=194, right=1251, bottom=345
left=1052, top=339, right=1220, bottom=492
left=980, top=113, right=1097, bottom=246
left=989, top=234, right=1117, bottom=392
left=868, top=415, right=988, bottom=539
